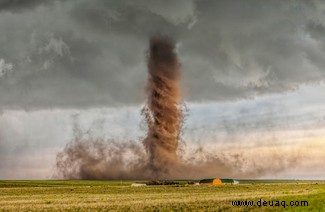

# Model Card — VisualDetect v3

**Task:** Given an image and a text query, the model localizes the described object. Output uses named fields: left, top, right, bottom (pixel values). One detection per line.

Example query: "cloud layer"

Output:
left=0, top=0, right=325, bottom=109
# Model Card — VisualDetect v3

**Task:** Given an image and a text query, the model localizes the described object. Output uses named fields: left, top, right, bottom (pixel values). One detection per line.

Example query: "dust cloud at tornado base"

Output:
left=55, top=36, right=301, bottom=180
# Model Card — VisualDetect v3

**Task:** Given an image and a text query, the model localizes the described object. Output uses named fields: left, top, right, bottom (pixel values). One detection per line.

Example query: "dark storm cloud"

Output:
left=0, top=0, right=57, bottom=12
left=1, top=0, right=325, bottom=109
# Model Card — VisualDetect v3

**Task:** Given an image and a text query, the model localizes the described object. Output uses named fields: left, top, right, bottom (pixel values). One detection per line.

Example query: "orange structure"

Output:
left=199, top=178, right=235, bottom=185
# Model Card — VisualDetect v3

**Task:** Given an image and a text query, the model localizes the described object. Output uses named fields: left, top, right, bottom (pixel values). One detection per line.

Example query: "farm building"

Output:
left=199, top=178, right=238, bottom=185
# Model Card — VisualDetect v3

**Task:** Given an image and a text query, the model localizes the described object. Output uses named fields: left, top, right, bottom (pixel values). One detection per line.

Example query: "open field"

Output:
left=0, top=180, right=324, bottom=211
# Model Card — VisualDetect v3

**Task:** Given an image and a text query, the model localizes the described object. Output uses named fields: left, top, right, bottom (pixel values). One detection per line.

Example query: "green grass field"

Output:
left=0, top=180, right=324, bottom=211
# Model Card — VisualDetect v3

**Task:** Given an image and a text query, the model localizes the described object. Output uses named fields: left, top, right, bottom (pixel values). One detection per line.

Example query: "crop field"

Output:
left=0, top=180, right=324, bottom=211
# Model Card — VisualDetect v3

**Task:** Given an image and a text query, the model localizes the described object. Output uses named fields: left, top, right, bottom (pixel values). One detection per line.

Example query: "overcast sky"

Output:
left=0, top=0, right=325, bottom=179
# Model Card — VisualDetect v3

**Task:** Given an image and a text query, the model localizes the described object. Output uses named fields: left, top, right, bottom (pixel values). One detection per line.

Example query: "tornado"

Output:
left=55, top=36, right=295, bottom=180
left=143, top=35, right=183, bottom=176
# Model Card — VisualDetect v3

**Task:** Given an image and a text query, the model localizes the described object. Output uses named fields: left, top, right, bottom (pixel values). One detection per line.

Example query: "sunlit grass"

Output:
left=0, top=180, right=324, bottom=211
